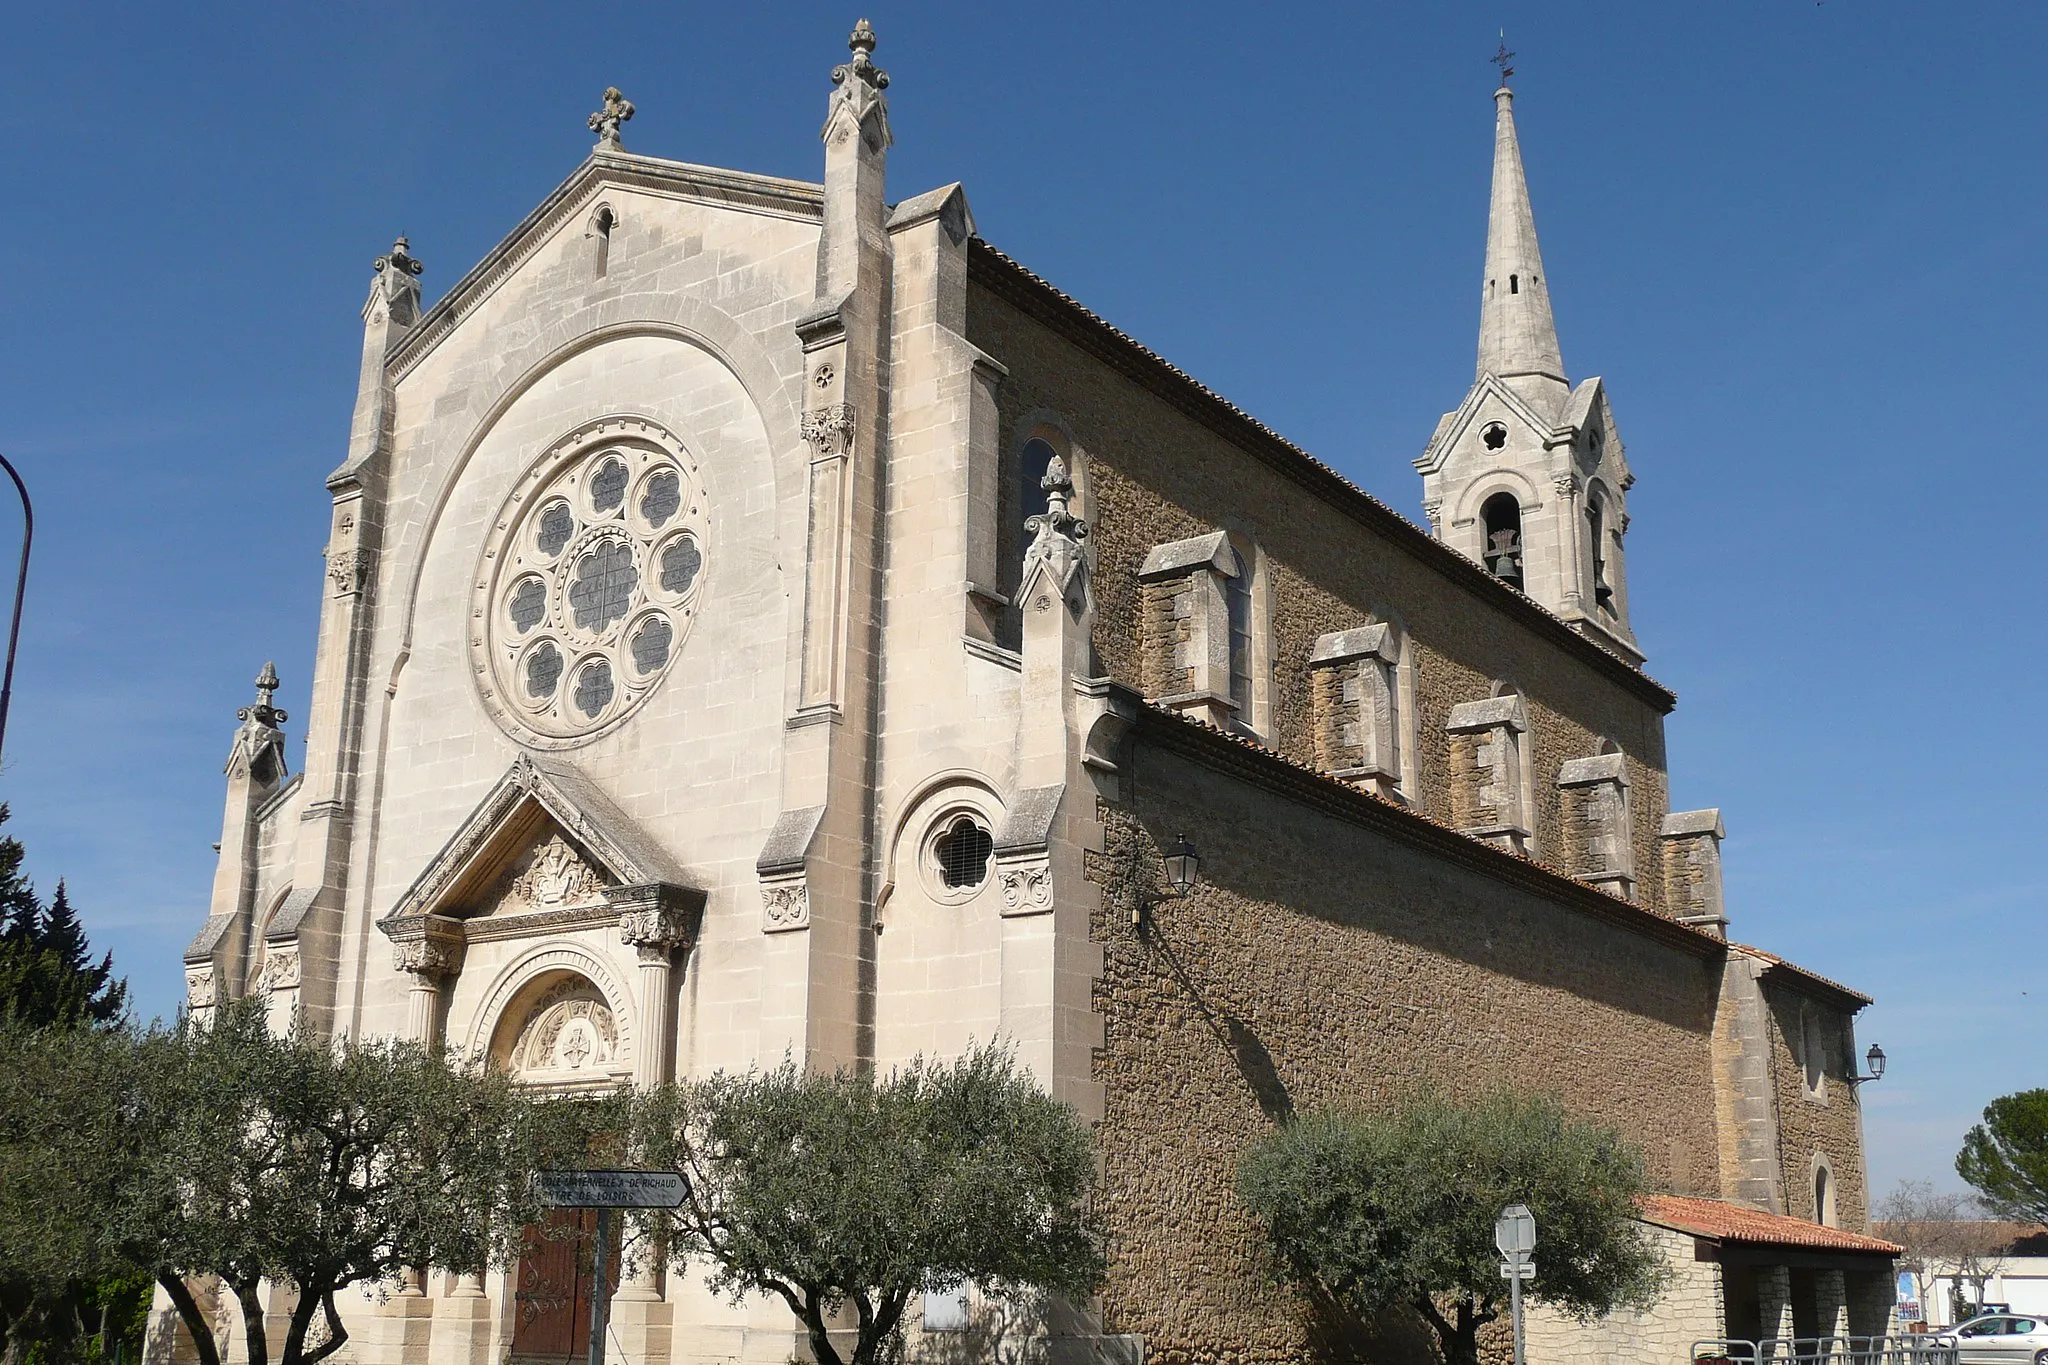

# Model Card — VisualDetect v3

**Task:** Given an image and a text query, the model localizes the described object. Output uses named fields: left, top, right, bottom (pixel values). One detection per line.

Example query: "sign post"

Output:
left=1495, top=1204, right=1536, bottom=1365
left=535, top=1171, right=690, bottom=1365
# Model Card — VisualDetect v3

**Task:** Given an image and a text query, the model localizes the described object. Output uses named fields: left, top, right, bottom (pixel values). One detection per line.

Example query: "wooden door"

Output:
left=511, top=1209, right=617, bottom=1365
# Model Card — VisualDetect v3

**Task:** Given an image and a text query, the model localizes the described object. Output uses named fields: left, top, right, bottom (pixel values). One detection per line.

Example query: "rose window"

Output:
left=471, top=419, right=707, bottom=746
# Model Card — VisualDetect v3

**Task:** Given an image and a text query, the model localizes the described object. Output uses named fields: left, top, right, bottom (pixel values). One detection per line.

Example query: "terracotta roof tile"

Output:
left=1640, top=1194, right=1901, bottom=1254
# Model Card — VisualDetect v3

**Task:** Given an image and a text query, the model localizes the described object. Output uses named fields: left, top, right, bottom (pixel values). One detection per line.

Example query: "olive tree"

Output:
left=1237, top=1090, right=1666, bottom=1365
left=628, top=1045, right=1104, bottom=1365
left=113, top=1001, right=601, bottom=1365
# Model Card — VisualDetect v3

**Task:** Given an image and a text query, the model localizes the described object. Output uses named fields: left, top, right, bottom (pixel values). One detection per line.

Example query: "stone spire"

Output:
left=1475, top=82, right=1566, bottom=394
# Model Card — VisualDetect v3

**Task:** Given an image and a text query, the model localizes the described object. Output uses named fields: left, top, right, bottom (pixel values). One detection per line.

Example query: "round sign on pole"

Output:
left=1495, top=1203, right=1536, bottom=1257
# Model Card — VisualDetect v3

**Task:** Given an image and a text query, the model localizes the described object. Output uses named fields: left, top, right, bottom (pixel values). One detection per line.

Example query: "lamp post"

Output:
left=1495, top=1203, right=1535, bottom=1365
left=0, top=453, right=31, bottom=766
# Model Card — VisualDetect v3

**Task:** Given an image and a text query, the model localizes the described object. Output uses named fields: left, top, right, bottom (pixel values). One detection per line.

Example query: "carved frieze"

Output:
left=997, top=863, right=1052, bottom=915
left=761, top=881, right=809, bottom=933
left=800, top=404, right=856, bottom=460
left=327, top=547, right=376, bottom=597
left=260, top=947, right=301, bottom=994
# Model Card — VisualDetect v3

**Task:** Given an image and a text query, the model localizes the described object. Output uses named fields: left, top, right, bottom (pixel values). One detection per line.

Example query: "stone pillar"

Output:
left=434, top=1273, right=494, bottom=1365
left=1552, top=473, right=1583, bottom=614
left=1817, top=1269, right=1850, bottom=1351
left=609, top=883, right=703, bottom=1089
left=382, top=915, right=466, bottom=1048
left=604, top=884, right=699, bottom=1365
left=1758, top=1264, right=1795, bottom=1344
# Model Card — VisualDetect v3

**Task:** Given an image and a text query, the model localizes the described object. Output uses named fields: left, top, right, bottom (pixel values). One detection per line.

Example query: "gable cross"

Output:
left=589, top=87, right=635, bottom=150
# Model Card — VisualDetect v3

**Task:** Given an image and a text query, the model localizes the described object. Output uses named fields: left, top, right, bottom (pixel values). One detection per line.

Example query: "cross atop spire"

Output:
left=1492, top=31, right=1516, bottom=88
left=1475, top=79, right=1566, bottom=393
left=588, top=87, right=635, bottom=151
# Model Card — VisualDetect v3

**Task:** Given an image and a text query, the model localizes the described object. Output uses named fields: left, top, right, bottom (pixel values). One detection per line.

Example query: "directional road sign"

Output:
left=535, top=1169, right=688, bottom=1209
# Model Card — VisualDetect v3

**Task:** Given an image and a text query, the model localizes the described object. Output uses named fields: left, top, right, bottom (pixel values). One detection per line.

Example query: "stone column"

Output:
left=380, top=914, right=466, bottom=1048
left=605, top=885, right=701, bottom=1365
left=610, top=884, right=702, bottom=1090
left=1552, top=473, right=1583, bottom=614
left=1758, top=1264, right=1795, bottom=1344
left=435, top=1272, right=494, bottom=1365
left=1817, top=1269, right=1850, bottom=1352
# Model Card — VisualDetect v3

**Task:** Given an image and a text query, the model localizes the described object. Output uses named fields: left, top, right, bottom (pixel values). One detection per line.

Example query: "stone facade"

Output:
left=164, top=28, right=1883, bottom=1365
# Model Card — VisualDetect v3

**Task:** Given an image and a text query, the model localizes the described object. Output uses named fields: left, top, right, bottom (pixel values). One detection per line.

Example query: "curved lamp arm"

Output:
left=0, top=454, right=32, bottom=765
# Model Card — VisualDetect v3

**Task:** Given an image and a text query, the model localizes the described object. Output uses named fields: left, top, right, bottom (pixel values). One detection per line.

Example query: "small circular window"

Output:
left=471, top=417, right=707, bottom=747
left=1481, top=422, right=1509, bottom=451
left=927, top=814, right=993, bottom=898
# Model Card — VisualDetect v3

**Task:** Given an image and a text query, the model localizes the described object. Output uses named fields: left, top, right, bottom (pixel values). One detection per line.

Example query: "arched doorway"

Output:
left=491, top=971, right=626, bottom=1365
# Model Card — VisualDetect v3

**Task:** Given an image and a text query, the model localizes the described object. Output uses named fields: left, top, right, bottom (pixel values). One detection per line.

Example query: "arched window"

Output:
left=1226, top=548, right=1254, bottom=722
left=589, top=203, right=615, bottom=278
left=1586, top=499, right=1614, bottom=611
left=1813, top=1162, right=1835, bottom=1227
left=1802, top=1006, right=1827, bottom=1097
left=1481, top=493, right=1524, bottom=589
left=1019, top=439, right=1056, bottom=540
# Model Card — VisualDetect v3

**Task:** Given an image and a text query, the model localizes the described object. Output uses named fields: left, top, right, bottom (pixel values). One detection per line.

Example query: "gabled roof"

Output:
left=384, top=756, right=687, bottom=923
left=387, top=150, right=823, bottom=381
left=967, top=240, right=1677, bottom=713
left=1641, top=1195, right=1901, bottom=1255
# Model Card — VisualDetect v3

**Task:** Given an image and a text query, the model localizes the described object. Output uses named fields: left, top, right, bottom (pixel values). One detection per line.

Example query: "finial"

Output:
left=589, top=87, right=635, bottom=150
left=833, top=19, right=889, bottom=95
left=374, top=236, right=423, bottom=278
left=237, top=662, right=288, bottom=730
left=1492, top=30, right=1516, bottom=89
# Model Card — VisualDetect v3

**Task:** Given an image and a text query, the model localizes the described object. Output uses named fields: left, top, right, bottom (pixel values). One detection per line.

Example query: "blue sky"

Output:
left=0, top=2, right=2040, bottom=1200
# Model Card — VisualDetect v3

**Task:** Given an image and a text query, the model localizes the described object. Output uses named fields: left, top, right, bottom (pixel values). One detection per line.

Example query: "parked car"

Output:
left=1952, top=1314, right=2048, bottom=1365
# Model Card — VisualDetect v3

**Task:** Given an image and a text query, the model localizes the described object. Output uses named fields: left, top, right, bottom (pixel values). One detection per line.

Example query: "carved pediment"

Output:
left=488, top=832, right=609, bottom=918
left=385, top=756, right=688, bottom=926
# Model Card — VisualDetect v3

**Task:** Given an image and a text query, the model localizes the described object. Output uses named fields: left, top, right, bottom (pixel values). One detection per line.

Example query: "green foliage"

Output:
left=1956, top=1089, right=2048, bottom=1226
left=0, top=807, right=125, bottom=1029
left=0, top=1001, right=604, bottom=1365
left=1236, top=1090, right=1666, bottom=1365
left=117, top=999, right=608, bottom=1365
left=628, top=1044, right=1103, bottom=1365
left=0, top=1020, right=165, bottom=1365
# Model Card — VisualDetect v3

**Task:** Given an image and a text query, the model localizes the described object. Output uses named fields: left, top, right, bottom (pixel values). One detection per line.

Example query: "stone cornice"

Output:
left=967, top=240, right=1677, bottom=715
left=388, top=152, right=824, bottom=381
left=1130, top=697, right=1720, bottom=960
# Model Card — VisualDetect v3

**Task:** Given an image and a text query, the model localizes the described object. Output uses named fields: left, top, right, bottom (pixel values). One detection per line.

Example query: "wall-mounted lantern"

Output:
left=1132, top=833, right=1200, bottom=931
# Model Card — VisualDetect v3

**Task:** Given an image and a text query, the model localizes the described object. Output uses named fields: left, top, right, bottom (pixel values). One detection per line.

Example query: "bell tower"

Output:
left=1415, top=68, right=1642, bottom=666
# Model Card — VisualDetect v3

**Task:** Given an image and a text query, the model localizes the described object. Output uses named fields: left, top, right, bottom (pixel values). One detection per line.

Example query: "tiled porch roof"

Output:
left=1640, top=1195, right=1902, bottom=1255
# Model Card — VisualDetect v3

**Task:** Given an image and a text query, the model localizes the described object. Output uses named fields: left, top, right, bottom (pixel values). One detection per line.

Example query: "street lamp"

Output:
left=1852, top=1043, right=1886, bottom=1085
left=1132, top=833, right=1200, bottom=930
left=0, top=453, right=31, bottom=766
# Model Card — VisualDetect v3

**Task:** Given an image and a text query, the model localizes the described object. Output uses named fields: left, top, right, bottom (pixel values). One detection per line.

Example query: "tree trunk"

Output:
left=156, top=1275, right=223, bottom=1365
left=800, top=1292, right=846, bottom=1365
left=233, top=1277, right=269, bottom=1365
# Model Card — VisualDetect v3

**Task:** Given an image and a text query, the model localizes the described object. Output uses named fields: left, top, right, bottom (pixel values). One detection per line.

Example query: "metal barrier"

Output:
left=1691, top=1338, right=1959, bottom=1365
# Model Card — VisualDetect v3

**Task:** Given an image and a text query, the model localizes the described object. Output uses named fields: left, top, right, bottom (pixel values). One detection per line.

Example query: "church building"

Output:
left=168, top=22, right=1898, bottom=1365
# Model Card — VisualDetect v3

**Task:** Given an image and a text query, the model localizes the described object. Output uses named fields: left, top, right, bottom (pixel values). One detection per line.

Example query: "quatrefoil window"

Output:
left=472, top=421, right=708, bottom=746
